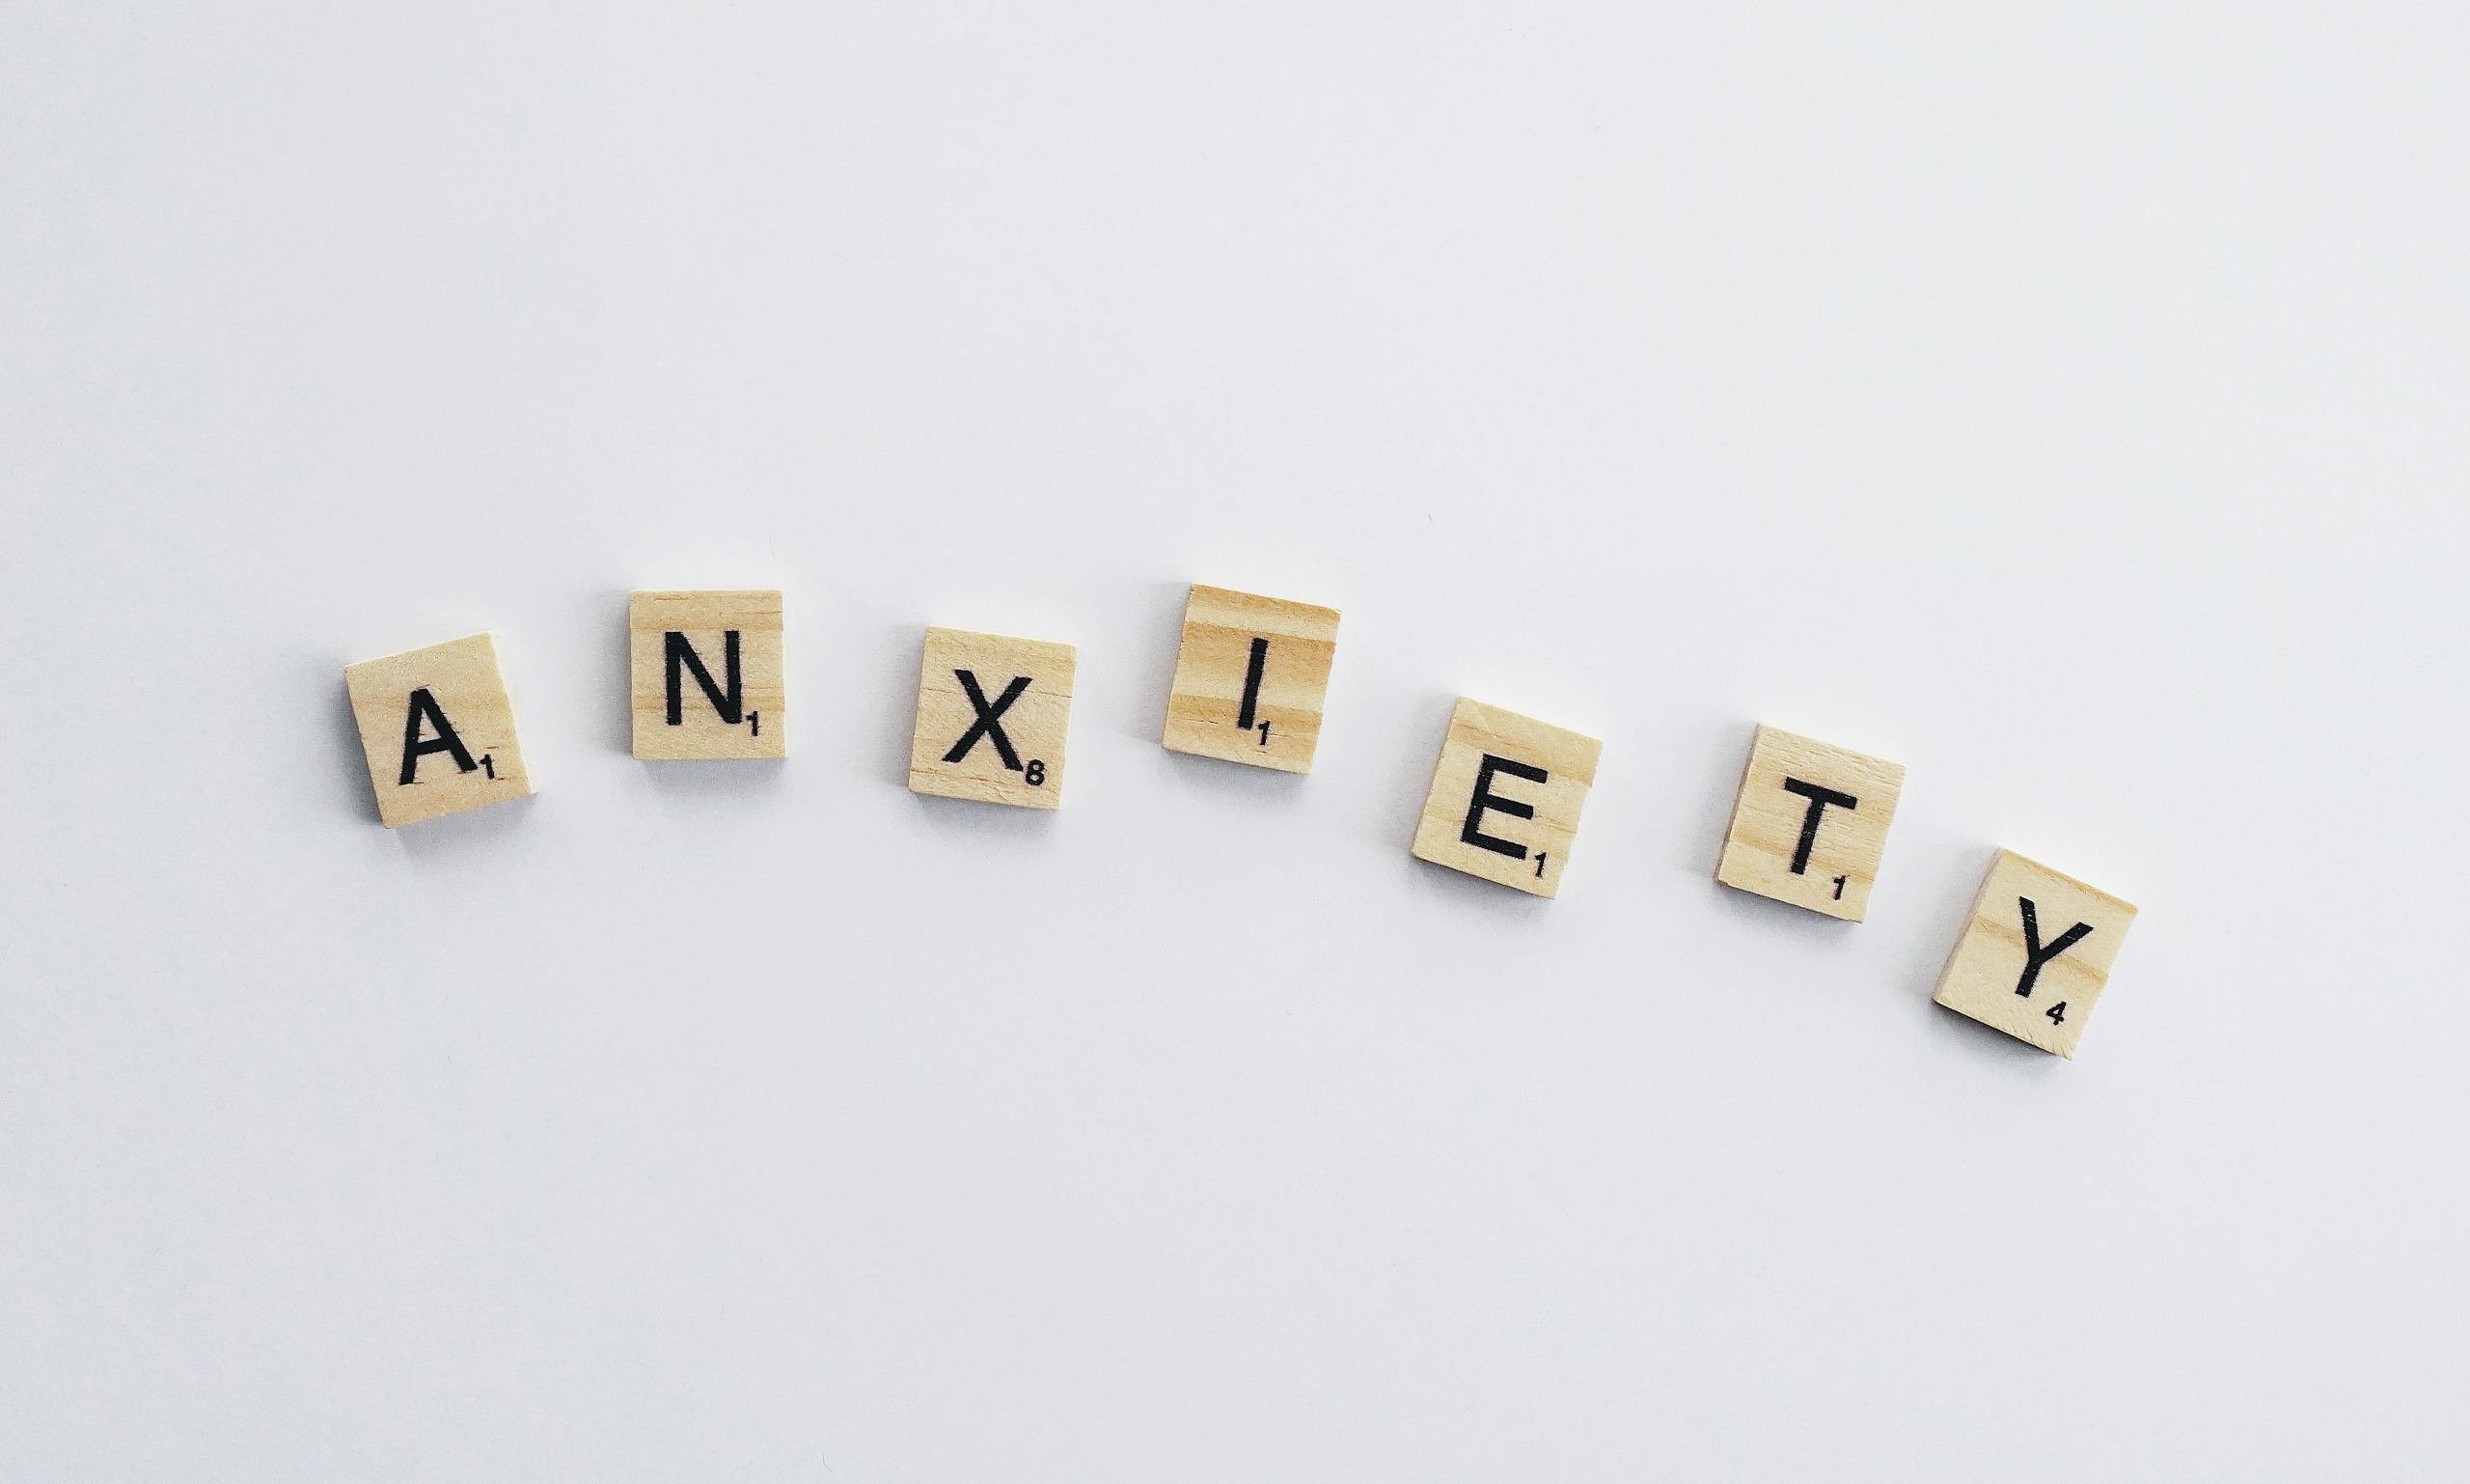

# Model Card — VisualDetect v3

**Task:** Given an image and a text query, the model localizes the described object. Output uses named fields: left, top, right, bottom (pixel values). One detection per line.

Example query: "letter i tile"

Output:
left=1161, top=583, right=1341, bottom=773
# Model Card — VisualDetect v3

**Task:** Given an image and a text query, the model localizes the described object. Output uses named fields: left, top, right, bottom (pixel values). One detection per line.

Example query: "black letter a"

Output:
left=398, top=688, right=480, bottom=784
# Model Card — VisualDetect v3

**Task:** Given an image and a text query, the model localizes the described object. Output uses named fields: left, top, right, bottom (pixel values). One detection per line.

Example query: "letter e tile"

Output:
left=1410, top=698, right=1601, bottom=898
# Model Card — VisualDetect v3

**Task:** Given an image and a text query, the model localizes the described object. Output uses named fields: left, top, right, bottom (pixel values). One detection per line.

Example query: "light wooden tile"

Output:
left=343, top=633, right=535, bottom=828
left=907, top=626, right=1076, bottom=809
left=1409, top=698, right=1602, bottom=897
left=1935, top=849, right=2138, bottom=1058
left=1715, top=724, right=1907, bottom=921
left=628, top=590, right=785, bottom=760
left=1161, top=583, right=1340, bottom=774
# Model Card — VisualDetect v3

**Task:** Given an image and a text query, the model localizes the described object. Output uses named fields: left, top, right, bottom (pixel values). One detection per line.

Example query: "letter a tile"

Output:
left=1934, top=849, right=2138, bottom=1058
left=1715, top=724, right=1906, bottom=921
left=1162, top=584, right=1341, bottom=773
left=343, top=633, right=535, bottom=827
left=1410, top=698, right=1601, bottom=897
left=907, top=626, right=1076, bottom=809
left=629, top=590, right=785, bottom=760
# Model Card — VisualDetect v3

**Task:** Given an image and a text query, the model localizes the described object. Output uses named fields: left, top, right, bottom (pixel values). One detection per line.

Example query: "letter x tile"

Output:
left=907, top=626, right=1076, bottom=809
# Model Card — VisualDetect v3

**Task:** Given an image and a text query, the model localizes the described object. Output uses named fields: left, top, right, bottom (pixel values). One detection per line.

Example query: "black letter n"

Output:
left=398, top=687, right=480, bottom=784
left=665, top=630, right=744, bottom=727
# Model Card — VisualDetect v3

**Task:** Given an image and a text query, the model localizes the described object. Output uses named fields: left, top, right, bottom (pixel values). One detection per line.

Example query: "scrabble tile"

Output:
left=907, top=626, right=1076, bottom=809
left=1410, top=698, right=1602, bottom=897
left=1934, top=849, right=2138, bottom=1058
left=1161, top=583, right=1340, bottom=773
left=343, top=633, right=534, bottom=828
left=628, top=590, right=785, bottom=760
left=1715, top=724, right=1907, bottom=921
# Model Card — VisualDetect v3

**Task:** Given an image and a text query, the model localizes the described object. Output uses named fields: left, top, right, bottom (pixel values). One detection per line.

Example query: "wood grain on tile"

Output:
left=628, top=590, right=785, bottom=760
left=343, top=632, right=534, bottom=827
left=1409, top=698, right=1601, bottom=897
left=1161, top=583, right=1340, bottom=773
left=1934, top=849, right=2138, bottom=1058
left=907, top=626, right=1076, bottom=809
left=1715, top=724, right=1906, bottom=921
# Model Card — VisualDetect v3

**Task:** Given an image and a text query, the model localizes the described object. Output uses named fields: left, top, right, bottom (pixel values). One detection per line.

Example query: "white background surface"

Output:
left=6, top=3, right=2467, bottom=1479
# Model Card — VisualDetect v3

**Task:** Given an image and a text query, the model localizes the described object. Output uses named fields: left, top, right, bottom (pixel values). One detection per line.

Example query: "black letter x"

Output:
left=943, top=670, right=1031, bottom=770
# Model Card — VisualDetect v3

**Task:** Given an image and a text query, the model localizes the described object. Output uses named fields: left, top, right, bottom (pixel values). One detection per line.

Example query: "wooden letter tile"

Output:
left=1934, top=849, right=2138, bottom=1058
left=1410, top=698, right=1601, bottom=897
left=1161, top=583, right=1340, bottom=773
left=629, top=590, right=785, bottom=760
left=907, top=627, right=1076, bottom=809
left=1715, top=724, right=1906, bottom=921
left=343, top=633, right=535, bottom=828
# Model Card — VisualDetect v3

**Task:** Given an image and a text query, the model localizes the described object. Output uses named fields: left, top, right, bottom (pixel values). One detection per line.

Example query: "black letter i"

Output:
left=1235, top=638, right=1269, bottom=732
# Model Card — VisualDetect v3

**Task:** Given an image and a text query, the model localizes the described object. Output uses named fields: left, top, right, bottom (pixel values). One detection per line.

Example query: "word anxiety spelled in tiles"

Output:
left=337, top=578, right=2143, bottom=1060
